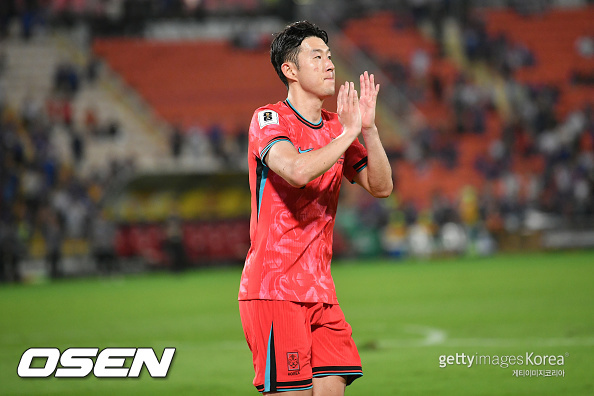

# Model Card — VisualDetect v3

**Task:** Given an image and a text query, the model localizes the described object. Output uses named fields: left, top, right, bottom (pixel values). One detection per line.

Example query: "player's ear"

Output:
left=282, top=62, right=298, bottom=83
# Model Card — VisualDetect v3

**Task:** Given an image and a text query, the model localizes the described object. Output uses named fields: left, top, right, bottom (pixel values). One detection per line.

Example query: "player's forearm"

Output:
left=361, top=125, right=393, bottom=198
left=289, top=127, right=359, bottom=187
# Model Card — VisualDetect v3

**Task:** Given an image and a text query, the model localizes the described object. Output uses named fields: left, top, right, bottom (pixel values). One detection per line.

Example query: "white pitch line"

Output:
left=377, top=325, right=594, bottom=348
left=439, top=337, right=594, bottom=348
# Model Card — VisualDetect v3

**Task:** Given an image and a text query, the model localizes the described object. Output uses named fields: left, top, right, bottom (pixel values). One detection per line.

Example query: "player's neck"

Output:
left=286, top=90, right=324, bottom=124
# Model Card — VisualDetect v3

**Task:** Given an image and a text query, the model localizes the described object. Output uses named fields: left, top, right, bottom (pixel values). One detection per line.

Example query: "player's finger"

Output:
left=360, top=73, right=366, bottom=98
left=337, top=83, right=345, bottom=112
left=370, top=73, right=379, bottom=96
left=345, top=82, right=351, bottom=105
left=345, top=83, right=351, bottom=105
left=342, top=82, right=350, bottom=108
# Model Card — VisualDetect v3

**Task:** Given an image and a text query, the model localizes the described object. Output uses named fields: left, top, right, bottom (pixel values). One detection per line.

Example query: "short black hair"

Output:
left=270, top=21, right=329, bottom=89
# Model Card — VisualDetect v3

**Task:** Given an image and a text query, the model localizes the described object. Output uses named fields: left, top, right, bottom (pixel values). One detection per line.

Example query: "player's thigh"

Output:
left=313, top=375, right=346, bottom=396
left=240, top=300, right=315, bottom=393
left=310, top=304, right=362, bottom=385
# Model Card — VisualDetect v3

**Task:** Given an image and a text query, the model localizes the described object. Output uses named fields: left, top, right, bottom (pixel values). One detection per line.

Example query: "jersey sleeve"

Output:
left=343, top=138, right=368, bottom=183
left=251, top=108, right=293, bottom=166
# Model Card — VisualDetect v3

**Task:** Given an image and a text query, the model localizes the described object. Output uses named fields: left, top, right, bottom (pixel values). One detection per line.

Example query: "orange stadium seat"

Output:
left=345, top=10, right=503, bottom=206
left=93, top=38, right=286, bottom=132
left=484, top=5, right=594, bottom=118
left=94, top=9, right=591, bottom=212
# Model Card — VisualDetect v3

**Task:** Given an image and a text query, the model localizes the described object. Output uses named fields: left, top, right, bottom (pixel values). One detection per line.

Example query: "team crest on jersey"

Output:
left=258, top=110, right=279, bottom=129
left=287, top=352, right=300, bottom=373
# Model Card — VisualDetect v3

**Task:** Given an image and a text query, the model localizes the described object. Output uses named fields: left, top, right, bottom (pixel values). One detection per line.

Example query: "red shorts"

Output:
left=239, top=300, right=362, bottom=393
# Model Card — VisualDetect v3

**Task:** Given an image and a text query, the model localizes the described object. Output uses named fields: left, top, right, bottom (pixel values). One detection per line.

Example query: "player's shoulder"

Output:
left=253, top=101, right=291, bottom=129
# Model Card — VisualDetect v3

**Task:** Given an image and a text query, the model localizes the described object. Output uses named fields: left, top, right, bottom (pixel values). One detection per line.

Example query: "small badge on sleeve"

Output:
left=258, top=110, right=279, bottom=129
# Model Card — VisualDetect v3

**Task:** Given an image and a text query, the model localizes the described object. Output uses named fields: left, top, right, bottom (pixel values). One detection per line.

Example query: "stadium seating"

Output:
left=93, top=7, right=592, bottom=213
left=92, top=38, right=287, bottom=133
left=484, top=6, right=594, bottom=119
left=343, top=11, right=495, bottom=207
left=343, top=7, right=593, bottom=209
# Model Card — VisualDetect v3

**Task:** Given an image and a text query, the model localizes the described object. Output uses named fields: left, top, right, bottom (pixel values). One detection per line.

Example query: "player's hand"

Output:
left=359, top=71, right=380, bottom=130
left=337, top=81, right=362, bottom=137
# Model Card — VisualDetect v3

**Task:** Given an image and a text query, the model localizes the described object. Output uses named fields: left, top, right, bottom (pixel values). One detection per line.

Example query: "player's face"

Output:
left=294, top=36, right=335, bottom=98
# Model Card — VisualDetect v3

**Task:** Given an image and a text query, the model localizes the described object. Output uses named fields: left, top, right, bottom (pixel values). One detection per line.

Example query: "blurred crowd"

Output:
left=2, top=0, right=594, bottom=283
left=0, top=0, right=298, bottom=41
left=323, top=1, right=594, bottom=258
left=0, top=52, right=132, bottom=282
left=169, top=121, right=249, bottom=170
left=461, top=11, right=593, bottom=220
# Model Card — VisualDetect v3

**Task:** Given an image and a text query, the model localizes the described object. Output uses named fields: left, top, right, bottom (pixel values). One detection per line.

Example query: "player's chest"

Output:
left=291, top=125, right=346, bottom=180
left=291, top=124, right=338, bottom=154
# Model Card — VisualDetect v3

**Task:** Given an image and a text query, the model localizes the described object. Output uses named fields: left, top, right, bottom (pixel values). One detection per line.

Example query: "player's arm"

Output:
left=353, top=72, right=393, bottom=198
left=265, top=82, right=362, bottom=188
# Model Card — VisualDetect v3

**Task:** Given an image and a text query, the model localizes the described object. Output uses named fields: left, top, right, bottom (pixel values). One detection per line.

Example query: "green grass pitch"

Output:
left=1, top=250, right=593, bottom=395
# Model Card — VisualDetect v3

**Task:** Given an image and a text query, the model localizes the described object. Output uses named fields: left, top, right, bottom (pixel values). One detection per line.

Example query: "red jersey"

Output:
left=238, top=100, right=368, bottom=304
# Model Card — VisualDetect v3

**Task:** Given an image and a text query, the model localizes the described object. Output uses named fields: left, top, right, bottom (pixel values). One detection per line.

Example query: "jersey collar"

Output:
left=284, top=99, right=324, bottom=129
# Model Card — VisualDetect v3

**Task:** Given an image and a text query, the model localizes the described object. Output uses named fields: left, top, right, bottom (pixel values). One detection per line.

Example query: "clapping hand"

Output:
left=358, top=71, right=380, bottom=130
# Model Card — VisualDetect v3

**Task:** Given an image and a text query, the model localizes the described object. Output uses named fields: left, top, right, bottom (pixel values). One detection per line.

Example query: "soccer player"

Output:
left=238, top=21, right=393, bottom=395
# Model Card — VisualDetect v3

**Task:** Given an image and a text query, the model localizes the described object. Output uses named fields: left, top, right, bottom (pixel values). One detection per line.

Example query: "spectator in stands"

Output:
left=461, top=14, right=488, bottom=62
left=409, top=48, right=430, bottom=102
left=83, top=105, right=100, bottom=136
left=85, top=53, right=101, bottom=84
left=170, top=124, right=183, bottom=159
left=53, top=61, right=80, bottom=97
left=430, top=72, right=444, bottom=101
left=431, top=189, right=458, bottom=228
left=232, top=28, right=267, bottom=51
left=510, top=0, right=550, bottom=16
left=42, top=207, right=64, bottom=279
left=575, top=35, right=594, bottom=58
left=90, top=208, right=118, bottom=276
left=0, top=213, right=22, bottom=283
left=105, top=119, right=120, bottom=138
left=186, top=123, right=208, bottom=157
left=0, top=1, right=16, bottom=39
left=207, top=122, right=225, bottom=161
left=234, top=124, right=249, bottom=158
left=407, top=0, right=432, bottom=26
left=0, top=47, right=6, bottom=78
left=2, top=203, right=33, bottom=283
left=70, top=129, right=85, bottom=165
left=20, top=93, right=43, bottom=129
left=450, top=73, right=489, bottom=134
left=18, top=0, right=41, bottom=40
left=164, top=208, right=186, bottom=272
